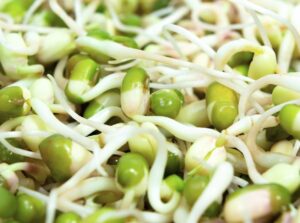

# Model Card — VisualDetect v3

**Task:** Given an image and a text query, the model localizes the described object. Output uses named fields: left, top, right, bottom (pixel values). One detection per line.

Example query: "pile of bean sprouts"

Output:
left=0, top=0, right=300, bottom=222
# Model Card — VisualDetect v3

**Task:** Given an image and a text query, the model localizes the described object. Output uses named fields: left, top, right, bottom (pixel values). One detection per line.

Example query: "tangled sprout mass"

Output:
left=0, top=0, right=299, bottom=222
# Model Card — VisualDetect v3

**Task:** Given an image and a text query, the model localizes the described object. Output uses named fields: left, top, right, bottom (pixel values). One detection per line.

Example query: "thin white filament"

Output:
left=135, top=7, right=189, bottom=47
left=56, top=125, right=139, bottom=194
left=246, top=100, right=300, bottom=168
left=0, top=138, right=41, bottom=159
left=293, top=140, right=300, bottom=156
left=233, top=176, right=249, bottom=187
left=231, top=0, right=300, bottom=53
left=149, top=6, right=175, bottom=18
left=49, top=0, right=85, bottom=35
left=162, top=29, right=187, bottom=60
left=105, top=0, right=170, bottom=46
left=54, top=57, right=68, bottom=89
left=133, top=115, right=220, bottom=141
left=239, top=74, right=300, bottom=118
left=61, top=177, right=117, bottom=201
left=165, top=24, right=216, bottom=58
left=48, top=75, right=114, bottom=133
left=23, top=0, right=45, bottom=24
left=146, top=129, right=180, bottom=213
left=74, top=106, right=128, bottom=136
left=215, top=39, right=262, bottom=70
left=81, top=72, right=124, bottom=101
left=225, top=135, right=267, bottom=183
left=31, top=98, right=99, bottom=152
left=0, top=21, right=71, bottom=33
left=226, top=115, right=277, bottom=136
left=46, top=190, right=57, bottom=223
left=247, top=9, right=271, bottom=47
left=150, top=80, right=211, bottom=89
left=82, top=0, right=101, bottom=25
left=76, top=37, right=253, bottom=83
left=105, top=59, right=139, bottom=72
left=278, top=31, right=295, bottom=73
left=74, top=0, right=83, bottom=29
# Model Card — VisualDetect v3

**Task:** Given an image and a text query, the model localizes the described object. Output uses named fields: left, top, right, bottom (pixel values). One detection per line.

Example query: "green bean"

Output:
left=55, top=212, right=81, bottom=223
left=128, top=133, right=156, bottom=165
left=183, top=175, right=220, bottom=216
left=0, top=33, right=44, bottom=80
left=185, top=136, right=227, bottom=176
left=183, top=175, right=210, bottom=207
left=150, top=89, right=184, bottom=118
left=270, top=140, right=294, bottom=156
left=96, top=3, right=106, bottom=13
left=233, top=64, right=249, bottom=76
left=37, top=31, right=76, bottom=64
left=175, top=100, right=210, bottom=127
left=0, top=185, right=17, bottom=218
left=83, top=90, right=120, bottom=118
left=206, top=82, right=238, bottom=130
left=40, top=137, right=69, bottom=174
left=120, top=14, right=142, bottom=27
left=153, top=0, right=171, bottom=11
left=0, top=0, right=33, bottom=23
left=76, top=33, right=140, bottom=65
left=87, top=29, right=111, bottom=41
left=165, top=151, right=182, bottom=176
left=204, top=202, right=222, bottom=218
left=228, top=51, right=254, bottom=67
left=65, top=57, right=100, bottom=104
left=267, top=25, right=283, bottom=50
left=248, top=47, right=277, bottom=80
left=161, top=174, right=184, bottom=201
left=20, top=115, right=52, bottom=152
left=94, top=191, right=123, bottom=204
left=81, top=207, right=124, bottom=223
left=30, top=78, right=54, bottom=104
left=279, top=104, right=300, bottom=139
left=0, top=141, right=24, bottom=164
left=265, top=125, right=289, bottom=142
left=15, top=193, right=45, bottom=223
left=140, top=0, right=170, bottom=13
left=30, top=9, right=65, bottom=27
left=107, top=155, right=121, bottom=166
left=262, top=163, right=300, bottom=193
left=121, top=67, right=150, bottom=117
left=0, top=86, right=31, bottom=124
left=114, top=0, right=139, bottom=14
left=199, top=10, right=216, bottom=24
left=116, top=152, right=149, bottom=194
left=224, top=184, right=290, bottom=222
left=39, top=134, right=91, bottom=182
left=226, top=148, right=247, bottom=174
left=272, top=86, right=300, bottom=105
left=256, top=130, right=274, bottom=151
left=0, top=0, right=297, bottom=221
left=66, top=54, right=89, bottom=77
left=164, top=174, right=184, bottom=193
left=111, top=36, right=139, bottom=49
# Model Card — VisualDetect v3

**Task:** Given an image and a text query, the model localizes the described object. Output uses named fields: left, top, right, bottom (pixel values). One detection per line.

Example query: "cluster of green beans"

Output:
left=0, top=186, right=45, bottom=223
left=0, top=0, right=300, bottom=223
